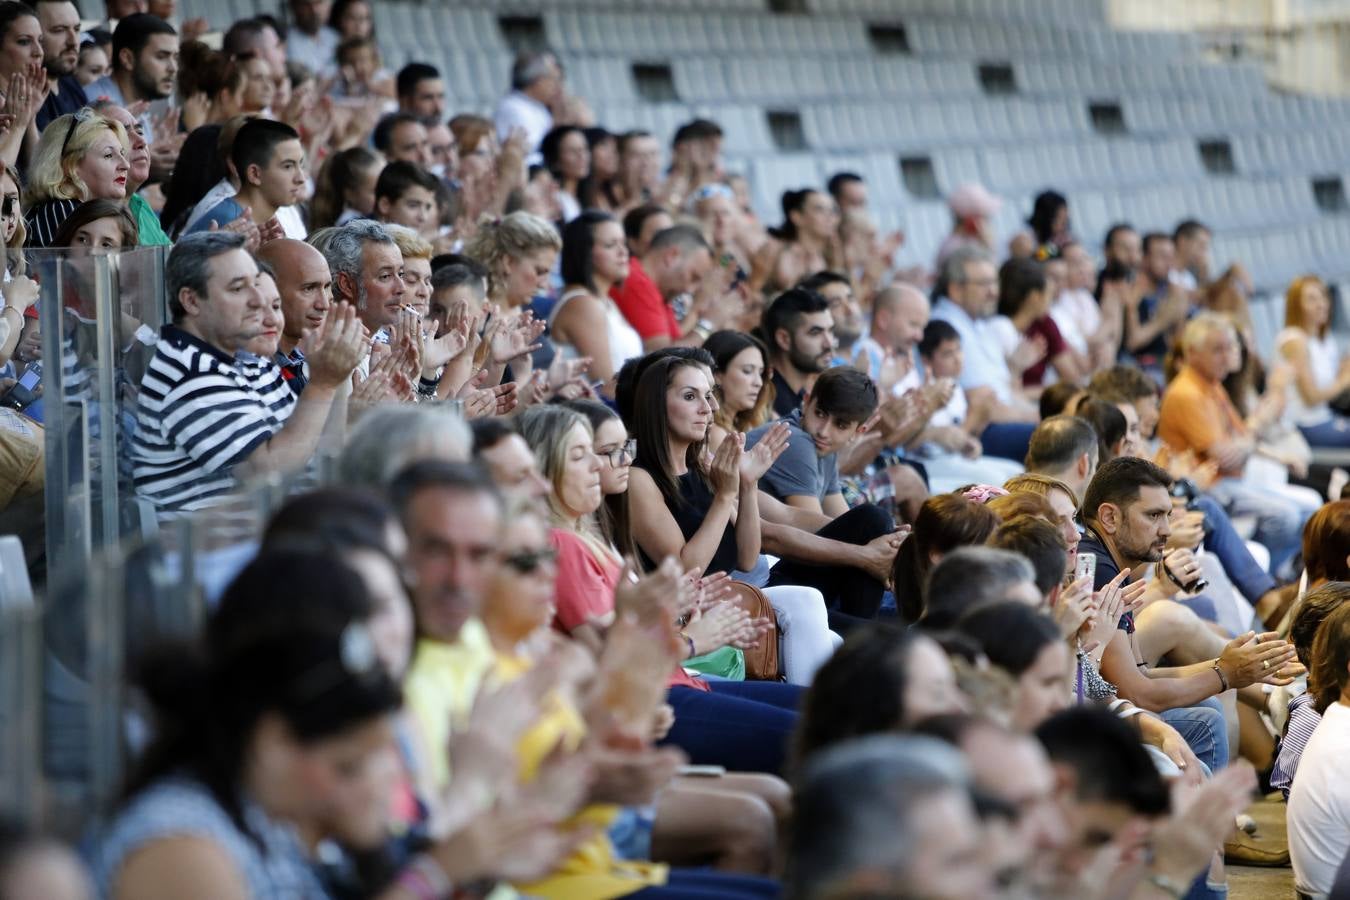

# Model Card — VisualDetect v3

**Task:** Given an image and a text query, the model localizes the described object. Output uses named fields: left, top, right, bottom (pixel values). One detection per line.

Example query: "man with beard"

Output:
left=95, top=101, right=170, bottom=245
left=763, top=287, right=835, bottom=419
left=797, top=271, right=861, bottom=368
left=86, top=14, right=177, bottom=137
left=33, top=0, right=87, bottom=130
left=1078, top=457, right=1296, bottom=776
left=131, top=232, right=366, bottom=516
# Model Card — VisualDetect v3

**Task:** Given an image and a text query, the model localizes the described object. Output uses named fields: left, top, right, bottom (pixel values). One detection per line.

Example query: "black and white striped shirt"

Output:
left=131, top=325, right=295, bottom=516
left=25, top=199, right=81, bottom=249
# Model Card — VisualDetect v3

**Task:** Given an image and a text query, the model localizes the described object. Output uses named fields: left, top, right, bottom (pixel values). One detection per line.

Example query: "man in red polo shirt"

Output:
left=612, top=221, right=725, bottom=351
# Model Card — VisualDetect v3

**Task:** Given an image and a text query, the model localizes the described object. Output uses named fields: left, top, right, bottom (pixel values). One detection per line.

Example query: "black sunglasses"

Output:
left=60, top=108, right=95, bottom=159
left=501, top=547, right=558, bottom=574
left=1, top=196, right=15, bottom=218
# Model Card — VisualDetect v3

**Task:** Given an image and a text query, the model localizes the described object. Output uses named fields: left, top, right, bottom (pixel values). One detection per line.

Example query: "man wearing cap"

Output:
left=936, top=183, right=1001, bottom=271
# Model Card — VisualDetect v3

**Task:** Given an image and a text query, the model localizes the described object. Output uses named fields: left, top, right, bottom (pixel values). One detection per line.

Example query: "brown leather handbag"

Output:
left=726, top=581, right=782, bottom=681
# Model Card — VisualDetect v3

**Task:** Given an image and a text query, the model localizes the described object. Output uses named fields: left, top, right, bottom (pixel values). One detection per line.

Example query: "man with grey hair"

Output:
left=786, top=734, right=991, bottom=900
left=931, top=245, right=1039, bottom=460
left=918, top=545, right=1041, bottom=628
left=322, top=220, right=406, bottom=336
left=337, top=404, right=472, bottom=488
left=131, top=232, right=367, bottom=515
left=493, top=50, right=563, bottom=160
left=1158, top=311, right=1311, bottom=575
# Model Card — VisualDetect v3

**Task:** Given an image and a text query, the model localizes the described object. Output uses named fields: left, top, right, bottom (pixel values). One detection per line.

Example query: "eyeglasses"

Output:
left=501, top=546, right=558, bottom=574
left=1, top=197, right=15, bottom=218
left=60, top=108, right=95, bottom=159
left=600, top=439, right=636, bottom=468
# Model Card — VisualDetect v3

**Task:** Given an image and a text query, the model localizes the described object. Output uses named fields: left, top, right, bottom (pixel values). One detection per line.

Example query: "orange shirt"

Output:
left=1157, top=365, right=1248, bottom=475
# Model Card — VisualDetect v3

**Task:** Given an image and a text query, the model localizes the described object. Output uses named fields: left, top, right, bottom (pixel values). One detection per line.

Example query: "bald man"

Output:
left=257, top=239, right=335, bottom=393
left=853, top=283, right=929, bottom=389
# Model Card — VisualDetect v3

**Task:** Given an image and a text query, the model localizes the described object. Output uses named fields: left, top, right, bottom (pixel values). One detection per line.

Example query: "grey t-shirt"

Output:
left=748, top=409, right=840, bottom=503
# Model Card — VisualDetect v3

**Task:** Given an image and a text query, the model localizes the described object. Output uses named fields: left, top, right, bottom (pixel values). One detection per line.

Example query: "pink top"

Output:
left=549, top=528, right=709, bottom=692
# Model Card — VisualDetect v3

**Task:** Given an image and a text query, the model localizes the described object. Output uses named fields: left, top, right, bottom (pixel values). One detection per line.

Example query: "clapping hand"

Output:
left=301, top=301, right=368, bottom=388
left=740, top=422, right=790, bottom=485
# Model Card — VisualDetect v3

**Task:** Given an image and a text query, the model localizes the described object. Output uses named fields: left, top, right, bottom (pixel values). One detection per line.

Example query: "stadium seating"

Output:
left=177, top=0, right=1350, bottom=333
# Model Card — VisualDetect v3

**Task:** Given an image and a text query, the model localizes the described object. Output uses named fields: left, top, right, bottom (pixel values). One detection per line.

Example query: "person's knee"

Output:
left=730, top=773, right=791, bottom=821
left=845, top=500, right=895, bottom=536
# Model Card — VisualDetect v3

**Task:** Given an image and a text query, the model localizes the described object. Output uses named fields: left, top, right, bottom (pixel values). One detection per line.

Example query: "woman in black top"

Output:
left=628, top=354, right=788, bottom=575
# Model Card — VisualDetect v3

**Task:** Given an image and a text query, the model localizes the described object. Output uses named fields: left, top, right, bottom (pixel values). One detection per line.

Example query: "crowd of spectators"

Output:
left=3, top=1, right=1350, bottom=899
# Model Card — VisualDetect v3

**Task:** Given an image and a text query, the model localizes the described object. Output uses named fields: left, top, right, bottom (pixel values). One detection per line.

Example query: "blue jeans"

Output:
left=1159, top=696, right=1229, bottom=775
left=979, top=421, right=1036, bottom=463
left=1193, top=495, right=1276, bottom=605
left=663, top=680, right=802, bottom=776
left=631, top=869, right=781, bottom=898
left=1298, top=416, right=1350, bottom=448
left=1206, top=479, right=1311, bottom=579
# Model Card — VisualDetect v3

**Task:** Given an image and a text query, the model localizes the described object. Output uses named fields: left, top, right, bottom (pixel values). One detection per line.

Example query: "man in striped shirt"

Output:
left=131, top=232, right=366, bottom=515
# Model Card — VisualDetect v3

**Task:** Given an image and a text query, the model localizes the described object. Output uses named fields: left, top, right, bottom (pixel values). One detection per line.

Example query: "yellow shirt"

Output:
left=403, top=618, right=496, bottom=793
left=494, top=652, right=667, bottom=900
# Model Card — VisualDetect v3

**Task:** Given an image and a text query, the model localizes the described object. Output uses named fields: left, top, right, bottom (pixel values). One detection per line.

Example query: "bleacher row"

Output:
left=172, top=0, right=1350, bottom=344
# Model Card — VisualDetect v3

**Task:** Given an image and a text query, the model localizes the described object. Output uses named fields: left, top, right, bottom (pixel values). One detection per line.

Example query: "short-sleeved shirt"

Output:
left=931, top=296, right=1016, bottom=404
left=749, top=408, right=840, bottom=503
left=131, top=325, right=296, bottom=514
left=1288, top=701, right=1350, bottom=895
left=551, top=528, right=620, bottom=632
left=611, top=257, right=680, bottom=342
left=94, top=776, right=327, bottom=899
left=1157, top=365, right=1249, bottom=476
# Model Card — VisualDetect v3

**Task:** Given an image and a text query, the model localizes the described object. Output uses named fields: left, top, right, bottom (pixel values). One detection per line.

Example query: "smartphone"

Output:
left=0, top=365, right=41, bottom=410
left=1075, top=552, right=1096, bottom=586
left=678, top=764, right=727, bottom=777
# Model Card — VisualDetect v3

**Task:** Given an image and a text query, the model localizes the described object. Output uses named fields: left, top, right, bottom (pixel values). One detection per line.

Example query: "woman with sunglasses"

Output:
left=24, top=108, right=130, bottom=248
left=529, top=396, right=804, bottom=777
left=0, top=162, right=36, bottom=371
left=477, top=498, right=780, bottom=898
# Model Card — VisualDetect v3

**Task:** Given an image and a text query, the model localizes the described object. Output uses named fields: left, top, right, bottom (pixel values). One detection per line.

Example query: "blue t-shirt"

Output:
left=185, top=197, right=246, bottom=235
left=748, top=408, right=840, bottom=504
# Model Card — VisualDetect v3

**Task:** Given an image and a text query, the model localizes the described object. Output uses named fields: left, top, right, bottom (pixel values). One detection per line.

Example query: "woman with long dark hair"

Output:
left=704, top=329, right=775, bottom=452
left=748, top=188, right=839, bottom=297
left=550, top=210, right=643, bottom=393
left=94, top=550, right=403, bottom=898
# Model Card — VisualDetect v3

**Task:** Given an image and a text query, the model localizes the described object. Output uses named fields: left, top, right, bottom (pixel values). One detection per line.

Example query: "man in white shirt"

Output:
left=493, top=51, right=562, bottom=161
left=285, top=0, right=339, bottom=76
left=930, top=246, right=1038, bottom=461
left=1288, top=605, right=1350, bottom=898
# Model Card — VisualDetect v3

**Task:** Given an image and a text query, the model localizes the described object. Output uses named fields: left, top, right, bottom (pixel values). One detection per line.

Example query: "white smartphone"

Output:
left=678, top=764, right=727, bottom=777
left=1075, top=552, right=1097, bottom=586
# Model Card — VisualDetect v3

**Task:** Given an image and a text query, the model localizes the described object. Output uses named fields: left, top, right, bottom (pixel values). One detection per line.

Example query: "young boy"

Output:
left=187, top=119, right=305, bottom=236
left=749, top=365, right=878, bottom=518
left=916, top=319, right=1022, bottom=492
left=374, top=161, right=440, bottom=234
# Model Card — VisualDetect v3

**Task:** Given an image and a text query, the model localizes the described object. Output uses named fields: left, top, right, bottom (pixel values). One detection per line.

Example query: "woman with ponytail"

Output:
left=95, top=549, right=403, bottom=899
left=748, top=188, right=841, bottom=297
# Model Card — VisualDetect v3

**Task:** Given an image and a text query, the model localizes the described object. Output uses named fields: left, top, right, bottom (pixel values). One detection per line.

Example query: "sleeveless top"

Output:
left=548, top=287, right=645, bottom=374
left=1276, top=326, right=1340, bottom=427
left=634, top=463, right=739, bottom=576
left=95, top=776, right=330, bottom=899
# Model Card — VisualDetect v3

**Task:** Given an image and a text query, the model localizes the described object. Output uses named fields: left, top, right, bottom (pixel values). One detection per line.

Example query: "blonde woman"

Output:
left=386, top=224, right=478, bottom=399
left=1277, top=274, right=1350, bottom=448
left=462, top=211, right=558, bottom=390
left=0, top=161, right=35, bottom=369
left=25, top=109, right=130, bottom=247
